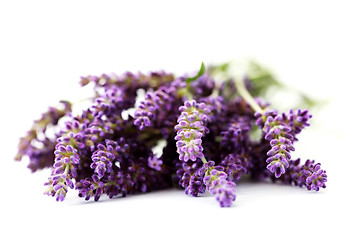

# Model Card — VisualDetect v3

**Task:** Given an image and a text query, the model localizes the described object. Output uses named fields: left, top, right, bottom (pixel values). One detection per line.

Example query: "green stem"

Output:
left=64, top=164, right=70, bottom=175
left=185, top=86, right=193, bottom=100
left=235, top=77, right=263, bottom=113
left=201, top=157, right=208, bottom=164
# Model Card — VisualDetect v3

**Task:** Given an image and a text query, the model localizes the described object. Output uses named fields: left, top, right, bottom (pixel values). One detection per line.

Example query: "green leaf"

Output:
left=185, top=62, right=205, bottom=84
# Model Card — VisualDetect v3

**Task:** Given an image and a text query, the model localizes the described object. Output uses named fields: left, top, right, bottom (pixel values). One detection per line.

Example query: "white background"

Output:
left=1, top=1, right=359, bottom=239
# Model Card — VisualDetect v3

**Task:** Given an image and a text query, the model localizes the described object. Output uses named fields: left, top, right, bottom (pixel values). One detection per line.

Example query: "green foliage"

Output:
left=208, top=60, right=324, bottom=110
left=246, top=61, right=282, bottom=97
left=186, top=62, right=205, bottom=84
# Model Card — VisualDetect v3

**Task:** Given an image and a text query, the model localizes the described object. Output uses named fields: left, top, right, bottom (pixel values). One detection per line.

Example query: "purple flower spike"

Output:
left=185, top=173, right=206, bottom=197
left=258, top=108, right=312, bottom=179
left=221, top=116, right=251, bottom=151
left=203, top=161, right=237, bottom=207
left=282, top=159, right=327, bottom=191
left=189, top=74, right=215, bottom=97
left=284, top=109, right=312, bottom=141
left=76, top=175, right=107, bottom=201
left=15, top=100, right=72, bottom=172
left=44, top=132, right=80, bottom=201
left=262, top=112, right=295, bottom=178
left=305, top=162, right=327, bottom=191
left=174, top=100, right=211, bottom=162
left=134, top=87, right=173, bottom=130
left=220, top=154, right=252, bottom=182
left=90, top=140, right=119, bottom=178
left=255, top=109, right=278, bottom=129
left=178, top=160, right=206, bottom=197
left=16, top=64, right=326, bottom=207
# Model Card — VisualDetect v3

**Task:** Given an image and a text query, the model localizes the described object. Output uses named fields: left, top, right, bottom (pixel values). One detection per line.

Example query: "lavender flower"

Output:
left=104, top=170, right=129, bottom=198
left=221, top=116, right=251, bottom=152
left=189, top=74, right=215, bottom=97
left=76, top=163, right=134, bottom=201
left=254, top=109, right=277, bottom=129
left=283, top=109, right=312, bottom=141
left=199, top=96, right=225, bottom=122
left=134, top=87, right=172, bottom=130
left=176, top=160, right=202, bottom=194
left=255, top=108, right=312, bottom=179
left=174, top=100, right=211, bottom=162
left=255, top=109, right=311, bottom=138
left=91, top=86, right=132, bottom=118
left=306, top=163, right=327, bottom=191
left=123, top=157, right=171, bottom=194
left=133, top=77, right=186, bottom=134
left=220, top=154, right=252, bottom=182
left=25, top=138, right=56, bottom=173
left=283, top=159, right=327, bottom=191
left=203, top=161, right=237, bottom=207
left=91, top=140, right=121, bottom=178
left=178, top=160, right=206, bottom=197
left=186, top=173, right=206, bottom=196
left=16, top=62, right=327, bottom=207
left=15, top=100, right=72, bottom=172
left=147, top=155, right=163, bottom=171
left=44, top=133, right=80, bottom=201
left=77, top=175, right=105, bottom=201
left=80, top=71, right=174, bottom=91
left=263, top=113, right=295, bottom=178
left=76, top=135, right=171, bottom=201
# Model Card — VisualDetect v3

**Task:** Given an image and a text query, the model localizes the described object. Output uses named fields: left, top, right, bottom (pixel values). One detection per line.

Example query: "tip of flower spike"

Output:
left=55, top=188, right=67, bottom=202
left=203, top=164, right=237, bottom=207
left=267, top=161, right=286, bottom=178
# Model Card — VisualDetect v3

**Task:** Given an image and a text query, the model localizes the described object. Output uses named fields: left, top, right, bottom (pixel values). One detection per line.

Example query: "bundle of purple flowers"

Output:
left=15, top=63, right=327, bottom=207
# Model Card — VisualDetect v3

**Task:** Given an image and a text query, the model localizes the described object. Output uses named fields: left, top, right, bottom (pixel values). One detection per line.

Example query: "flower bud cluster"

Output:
left=174, top=100, right=211, bottom=162
left=283, top=159, right=327, bottom=191
left=44, top=133, right=80, bottom=201
left=203, top=161, right=237, bottom=207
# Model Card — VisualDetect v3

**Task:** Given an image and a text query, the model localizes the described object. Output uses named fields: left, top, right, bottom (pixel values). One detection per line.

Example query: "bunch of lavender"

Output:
left=15, top=62, right=327, bottom=207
